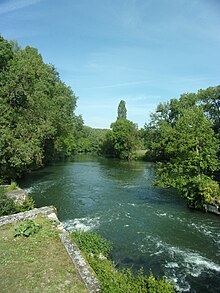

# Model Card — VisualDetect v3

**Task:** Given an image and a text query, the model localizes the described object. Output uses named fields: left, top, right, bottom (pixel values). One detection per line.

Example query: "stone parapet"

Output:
left=0, top=206, right=57, bottom=226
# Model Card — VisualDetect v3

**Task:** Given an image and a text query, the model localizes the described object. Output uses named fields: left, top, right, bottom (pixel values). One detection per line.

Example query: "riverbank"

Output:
left=0, top=206, right=100, bottom=293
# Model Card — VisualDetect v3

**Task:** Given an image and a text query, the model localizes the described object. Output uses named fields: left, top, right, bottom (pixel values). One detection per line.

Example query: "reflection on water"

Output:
left=21, top=155, right=220, bottom=293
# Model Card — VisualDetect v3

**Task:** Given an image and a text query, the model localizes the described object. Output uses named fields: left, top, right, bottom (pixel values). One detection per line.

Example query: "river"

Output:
left=20, top=155, right=220, bottom=292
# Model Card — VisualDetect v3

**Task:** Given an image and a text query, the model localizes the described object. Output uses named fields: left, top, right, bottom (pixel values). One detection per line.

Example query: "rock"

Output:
left=6, top=189, right=28, bottom=205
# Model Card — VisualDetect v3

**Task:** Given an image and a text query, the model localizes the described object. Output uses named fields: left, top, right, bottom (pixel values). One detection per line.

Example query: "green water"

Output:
left=20, top=156, right=220, bottom=292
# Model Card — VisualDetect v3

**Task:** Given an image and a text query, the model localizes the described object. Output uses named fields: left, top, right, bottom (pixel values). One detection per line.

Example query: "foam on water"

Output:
left=121, top=184, right=138, bottom=189
left=137, top=234, right=220, bottom=292
left=63, top=216, right=100, bottom=232
left=127, top=203, right=136, bottom=207
left=155, top=212, right=167, bottom=217
left=24, top=186, right=34, bottom=194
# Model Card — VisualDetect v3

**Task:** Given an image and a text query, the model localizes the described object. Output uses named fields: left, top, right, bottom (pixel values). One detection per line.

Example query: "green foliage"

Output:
left=71, top=231, right=175, bottom=293
left=16, top=197, right=35, bottom=212
left=101, top=100, right=140, bottom=160
left=0, top=36, right=79, bottom=181
left=6, top=181, right=19, bottom=192
left=117, top=100, right=127, bottom=120
left=0, top=187, right=17, bottom=216
left=198, top=85, right=220, bottom=133
left=103, top=119, right=138, bottom=160
left=183, top=176, right=220, bottom=208
left=71, top=231, right=112, bottom=257
left=90, top=259, right=175, bottom=293
left=155, top=107, right=219, bottom=207
left=0, top=184, right=35, bottom=215
left=144, top=86, right=220, bottom=208
left=0, top=35, right=14, bottom=71
left=74, top=126, right=109, bottom=154
left=14, top=219, right=41, bottom=237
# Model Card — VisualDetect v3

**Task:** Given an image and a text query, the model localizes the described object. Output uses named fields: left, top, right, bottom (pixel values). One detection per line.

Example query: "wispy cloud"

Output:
left=0, top=0, right=42, bottom=15
left=84, top=80, right=151, bottom=90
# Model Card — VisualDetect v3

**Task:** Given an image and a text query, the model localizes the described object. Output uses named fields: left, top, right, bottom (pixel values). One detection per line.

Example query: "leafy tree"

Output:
left=0, top=36, right=78, bottom=181
left=108, top=119, right=138, bottom=160
left=0, top=35, right=14, bottom=71
left=74, top=126, right=108, bottom=154
left=102, top=101, right=139, bottom=159
left=156, top=107, right=220, bottom=207
left=144, top=92, right=199, bottom=161
left=143, top=86, right=220, bottom=208
left=198, top=85, right=220, bottom=133
left=117, top=100, right=127, bottom=120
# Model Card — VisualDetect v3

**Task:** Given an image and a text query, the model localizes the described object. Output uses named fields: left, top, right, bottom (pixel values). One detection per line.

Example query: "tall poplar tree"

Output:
left=117, top=100, right=127, bottom=120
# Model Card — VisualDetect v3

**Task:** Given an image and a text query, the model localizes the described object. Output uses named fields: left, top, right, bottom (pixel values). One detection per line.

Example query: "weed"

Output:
left=6, top=181, right=19, bottom=192
left=14, top=220, right=41, bottom=237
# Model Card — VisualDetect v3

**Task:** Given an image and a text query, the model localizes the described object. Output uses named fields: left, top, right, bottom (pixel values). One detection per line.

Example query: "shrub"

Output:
left=16, top=197, right=35, bottom=212
left=14, top=219, right=41, bottom=237
left=6, top=181, right=19, bottom=192
left=185, top=175, right=220, bottom=208
left=71, top=231, right=175, bottom=293
left=71, top=231, right=111, bottom=258
left=0, top=186, right=35, bottom=216
left=0, top=187, right=17, bottom=216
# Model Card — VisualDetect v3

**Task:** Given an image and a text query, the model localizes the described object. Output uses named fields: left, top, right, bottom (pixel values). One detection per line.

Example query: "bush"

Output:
left=6, top=181, right=19, bottom=192
left=0, top=186, right=35, bottom=216
left=185, top=176, right=220, bottom=208
left=14, top=219, right=41, bottom=237
left=16, top=197, right=35, bottom=212
left=71, top=231, right=175, bottom=293
left=0, top=187, right=17, bottom=216
left=71, top=231, right=111, bottom=258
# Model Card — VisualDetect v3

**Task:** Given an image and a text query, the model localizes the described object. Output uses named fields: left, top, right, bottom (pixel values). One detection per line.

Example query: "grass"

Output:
left=6, top=181, right=19, bottom=192
left=0, top=217, right=87, bottom=293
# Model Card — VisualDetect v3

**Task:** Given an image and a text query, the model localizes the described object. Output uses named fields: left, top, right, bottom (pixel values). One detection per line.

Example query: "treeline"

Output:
left=0, top=36, right=122, bottom=183
left=0, top=36, right=92, bottom=182
left=142, top=86, right=220, bottom=209
left=1, top=36, right=220, bottom=209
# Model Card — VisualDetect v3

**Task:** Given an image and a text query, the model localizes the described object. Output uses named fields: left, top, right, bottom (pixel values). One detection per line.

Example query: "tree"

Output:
left=102, top=100, right=138, bottom=159
left=117, top=100, right=127, bottom=120
left=0, top=36, right=78, bottom=181
left=143, top=86, right=220, bottom=208
left=198, top=85, right=220, bottom=133
left=109, top=119, right=138, bottom=160
left=0, top=35, right=14, bottom=72
left=144, top=92, right=199, bottom=161
left=156, top=107, right=220, bottom=207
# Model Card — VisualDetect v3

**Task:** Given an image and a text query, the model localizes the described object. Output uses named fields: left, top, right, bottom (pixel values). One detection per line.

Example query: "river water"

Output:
left=20, top=156, right=220, bottom=292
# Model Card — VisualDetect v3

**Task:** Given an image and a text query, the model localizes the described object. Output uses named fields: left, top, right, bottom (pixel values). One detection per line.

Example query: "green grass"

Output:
left=0, top=217, right=87, bottom=293
left=6, top=181, right=19, bottom=192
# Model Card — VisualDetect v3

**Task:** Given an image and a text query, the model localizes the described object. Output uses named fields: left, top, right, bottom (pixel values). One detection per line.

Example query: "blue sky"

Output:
left=0, top=0, right=220, bottom=128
